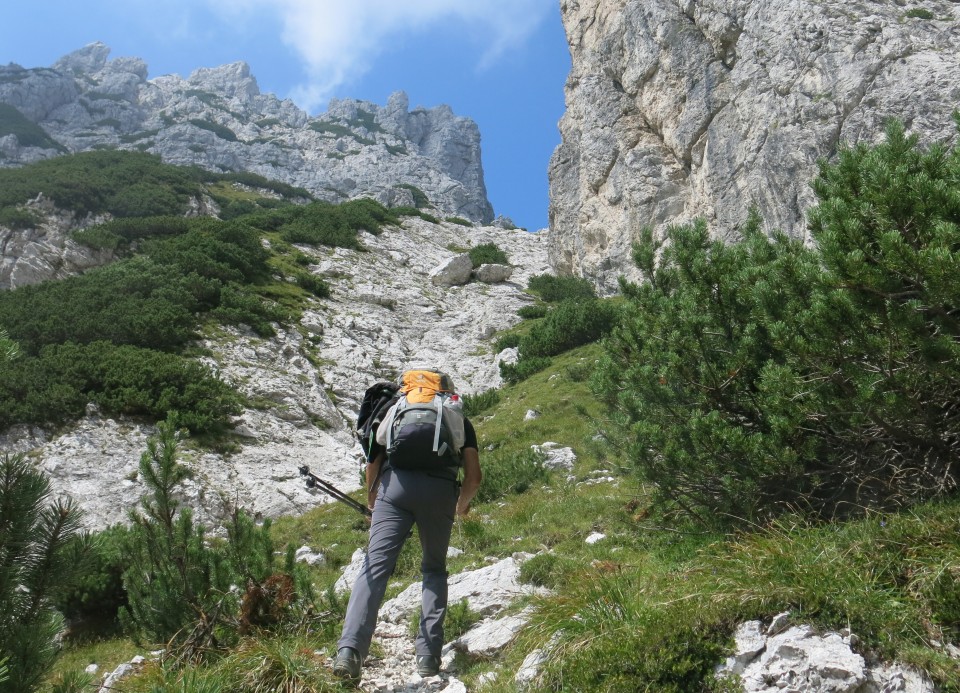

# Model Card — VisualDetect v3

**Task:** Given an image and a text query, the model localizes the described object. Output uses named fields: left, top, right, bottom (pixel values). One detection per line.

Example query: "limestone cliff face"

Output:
left=549, top=0, right=960, bottom=292
left=0, top=43, right=494, bottom=223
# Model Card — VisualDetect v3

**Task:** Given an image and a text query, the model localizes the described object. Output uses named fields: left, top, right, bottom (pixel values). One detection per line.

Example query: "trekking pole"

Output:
left=298, top=465, right=372, bottom=517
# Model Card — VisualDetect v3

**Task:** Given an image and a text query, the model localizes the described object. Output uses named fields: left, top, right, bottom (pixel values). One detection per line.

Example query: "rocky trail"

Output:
left=327, top=548, right=551, bottom=692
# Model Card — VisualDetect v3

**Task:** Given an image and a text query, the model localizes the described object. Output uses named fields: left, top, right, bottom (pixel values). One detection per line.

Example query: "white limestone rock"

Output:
left=379, top=553, right=548, bottom=624
left=717, top=618, right=937, bottom=693
left=335, top=548, right=367, bottom=595
left=0, top=196, right=115, bottom=290
left=294, top=545, right=325, bottom=566
left=429, top=253, right=474, bottom=287
left=472, top=263, right=514, bottom=283
left=531, top=442, right=577, bottom=471
left=550, top=0, right=960, bottom=293
left=452, top=607, right=534, bottom=658
left=516, top=648, right=549, bottom=689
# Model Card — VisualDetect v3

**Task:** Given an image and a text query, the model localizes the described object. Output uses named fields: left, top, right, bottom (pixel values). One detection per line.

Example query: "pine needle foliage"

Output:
left=120, top=423, right=219, bottom=645
left=467, top=242, right=508, bottom=267
left=0, top=454, right=91, bottom=693
left=119, top=422, right=299, bottom=658
left=595, top=118, right=960, bottom=525
left=0, top=329, right=17, bottom=363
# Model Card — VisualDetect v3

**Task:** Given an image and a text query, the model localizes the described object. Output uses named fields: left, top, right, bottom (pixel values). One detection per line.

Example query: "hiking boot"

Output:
left=416, top=654, right=441, bottom=677
left=333, top=646, right=362, bottom=682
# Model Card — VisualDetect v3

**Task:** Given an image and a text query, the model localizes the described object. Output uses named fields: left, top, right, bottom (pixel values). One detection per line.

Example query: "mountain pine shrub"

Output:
left=0, top=103, right=65, bottom=152
left=0, top=151, right=200, bottom=217
left=277, top=199, right=400, bottom=249
left=474, top=448, right=550, bottom=503
left=0, top=329, right=17, bottom=363
left=595, top=118, right=960, bottom=524
left=0, top=454, right=91, bottom=693
left=501, top=297, right=617, bottom=384
left=527, top=273, right=597, bottom=303
left=799, top=117, right=960, bottom=510
left=120, top=423, right=313, bottom=655
left=468, top=241, right=508, bottom=267
left=55, top=524, right=131, bottom=631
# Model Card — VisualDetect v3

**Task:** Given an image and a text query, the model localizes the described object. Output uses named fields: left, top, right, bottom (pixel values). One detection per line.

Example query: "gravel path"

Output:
left=351, top=619, right=468, bottom=692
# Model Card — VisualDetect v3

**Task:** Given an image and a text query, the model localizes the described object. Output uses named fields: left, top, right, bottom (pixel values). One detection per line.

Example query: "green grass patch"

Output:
left=43, top=638, right=140, bottom=693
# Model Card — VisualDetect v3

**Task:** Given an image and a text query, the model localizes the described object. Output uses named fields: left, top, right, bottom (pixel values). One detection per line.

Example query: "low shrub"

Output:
left=0, top=103, right=65, bottom=151
left=56, top=525, right=131, bottom=629
left=278, top=199, right=399, bottom=249
left=493, top=333, right=521, bottom=352
left=468, top=242, right=508, bottom=268
left=0, top=150, right=199, bottom=217
left=517, top=304, right=548, bottom=320
left=527, top=274, right=596, bottom=303
left=0, top=206, right=40, bottom=230
left=521, top=299, right=618, bottom=359
left=189, top=118, right=237, bottom=142
left=394, top=183, right=430, bottom=208
left=0, top=342, right=243, bottom=434
left=72, top=216, right=190, bottom=251
left=500, top=298, right=617, bottom=384
left=475, top=448, right=549, bottom=503
left=462, top=389, right=500, bottom=417
left=293, top=271, right=330, bottom=298
left=499, top=356, right=551, bottom=384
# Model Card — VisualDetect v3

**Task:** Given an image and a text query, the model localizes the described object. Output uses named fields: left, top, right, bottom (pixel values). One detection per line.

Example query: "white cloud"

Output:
left=204, top=0, right=555, bottom=110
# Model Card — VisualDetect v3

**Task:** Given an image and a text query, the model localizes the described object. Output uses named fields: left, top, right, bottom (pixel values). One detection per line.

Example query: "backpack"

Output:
left=356, top=381, right=401, bottom=462
left=385, top=369, right=466, bottom=470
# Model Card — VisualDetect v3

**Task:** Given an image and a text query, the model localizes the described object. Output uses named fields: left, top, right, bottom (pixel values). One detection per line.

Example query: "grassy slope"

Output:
left=8, top=148, right=948, bottom=687
left=43, top=340, right=960, bottom=691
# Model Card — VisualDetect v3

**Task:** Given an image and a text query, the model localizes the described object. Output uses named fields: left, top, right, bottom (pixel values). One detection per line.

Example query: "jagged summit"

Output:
left=0, top=43, right=494, bottom=222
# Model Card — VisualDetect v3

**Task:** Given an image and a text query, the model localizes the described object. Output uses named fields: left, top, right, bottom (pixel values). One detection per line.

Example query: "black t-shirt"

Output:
left=462, top=417, right=478, bottom=451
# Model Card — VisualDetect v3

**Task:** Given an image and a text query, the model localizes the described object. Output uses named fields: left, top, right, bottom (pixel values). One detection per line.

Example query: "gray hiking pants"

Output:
left=337, top=467, right=458, bottom=659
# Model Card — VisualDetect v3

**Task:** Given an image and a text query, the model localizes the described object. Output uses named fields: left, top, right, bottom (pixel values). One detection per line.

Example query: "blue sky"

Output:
left=0, top=1, right=570, bottom=231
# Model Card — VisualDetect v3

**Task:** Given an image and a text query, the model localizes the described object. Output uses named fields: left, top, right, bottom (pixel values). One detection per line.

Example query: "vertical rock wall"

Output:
left=549, top=0, right=960, bottom=292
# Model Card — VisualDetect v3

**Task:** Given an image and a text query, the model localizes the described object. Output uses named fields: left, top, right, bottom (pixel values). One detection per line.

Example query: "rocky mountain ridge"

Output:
left=549, top=0, right=960, bottom=292
left=0, top=42, right=494, bottom=223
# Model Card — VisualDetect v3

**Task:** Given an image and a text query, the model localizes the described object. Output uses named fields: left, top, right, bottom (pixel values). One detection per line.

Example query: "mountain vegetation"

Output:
left=0, top=151, right=420, bottom=435
left=1, top=120, right=958, bottom=691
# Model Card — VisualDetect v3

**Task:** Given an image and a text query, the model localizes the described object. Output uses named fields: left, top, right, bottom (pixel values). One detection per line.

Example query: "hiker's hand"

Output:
left=456, top=501, right=470, bottom=517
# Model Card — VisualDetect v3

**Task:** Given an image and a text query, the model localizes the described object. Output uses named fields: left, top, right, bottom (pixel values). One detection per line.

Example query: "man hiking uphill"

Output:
left=333, top=368, right=482, bottom=684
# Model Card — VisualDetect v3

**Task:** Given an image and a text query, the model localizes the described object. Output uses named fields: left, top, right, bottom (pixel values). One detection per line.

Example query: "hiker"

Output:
left=333, top=369, right=482, bottom=683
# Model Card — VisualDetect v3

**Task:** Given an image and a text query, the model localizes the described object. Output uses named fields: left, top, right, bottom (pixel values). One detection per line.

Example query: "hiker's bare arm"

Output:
left=456, top=448, right=482, bottom=517
left=366, top=452, right=384, bottom=510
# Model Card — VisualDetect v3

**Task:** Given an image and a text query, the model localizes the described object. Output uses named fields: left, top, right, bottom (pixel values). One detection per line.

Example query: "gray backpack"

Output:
left=384, top=380, right=465, bottom=470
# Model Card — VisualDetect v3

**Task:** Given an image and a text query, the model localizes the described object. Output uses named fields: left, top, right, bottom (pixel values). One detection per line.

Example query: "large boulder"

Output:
left=429, top=253, right=474, bottom=287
